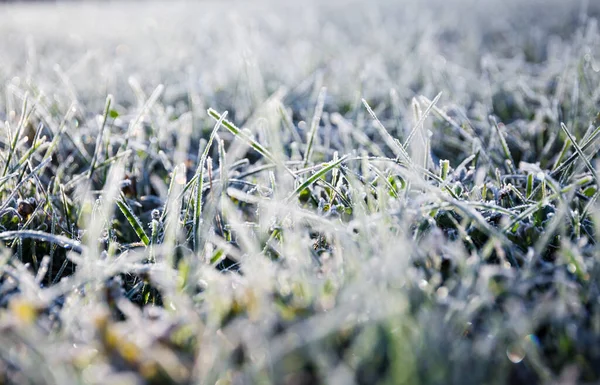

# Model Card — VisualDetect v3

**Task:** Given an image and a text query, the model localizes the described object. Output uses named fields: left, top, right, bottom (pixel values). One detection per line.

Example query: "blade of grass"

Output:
left=2, top=94, right=33, bottom=179
left=88, top=95, right=113, bottom=179
left=0, top=230, right=83, bottom=254
left=551, top=124, right=600, bottom=178
left=10, top=124, right=48, bottom=176
left=41, top=103, right=76, bottom=163
left=303, top=87, right=326, bottom=167
left=121, top=84, right=164, bottom=152
left=193, top=111, right=226, bottom=252
left=208, top=108, right=277, bottom=165
left=551, top=138, right=572, bottom=171
left=64, top=150, right=132, bottom=190
left=418, top=94, right=476, bottom=142
left=362, top=98, right=411, bottom=164
left=116, top=195, right=150, bottom=246
left=403, top=91, right=442, bottom=149
left=0, top=157, right=52, bottom=212
left=286, top=155, right=349, bottom=203
left=277, top=102, right=303, bottom=144
left=560, top=122, right=599, bottom=185
left=491, top=116, right=515, bottom=173
left=502, top=175, right=592, bottom=233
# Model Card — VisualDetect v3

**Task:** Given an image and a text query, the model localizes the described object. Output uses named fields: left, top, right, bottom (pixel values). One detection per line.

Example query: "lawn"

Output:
left=1, top=0, right=600, bottom=384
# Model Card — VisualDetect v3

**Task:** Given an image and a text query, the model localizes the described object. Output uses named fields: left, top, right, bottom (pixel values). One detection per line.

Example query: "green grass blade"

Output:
left=208, top=108, right=277, bottom=165
left=286, top=155, right=349, bottom=202
left=116, top=197, right=150, bottom=246
left=551, top=138, right=572, bottom=171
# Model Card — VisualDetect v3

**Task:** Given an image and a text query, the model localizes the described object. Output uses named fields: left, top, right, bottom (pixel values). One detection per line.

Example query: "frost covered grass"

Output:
left=1, top=0, right=600, bottom=384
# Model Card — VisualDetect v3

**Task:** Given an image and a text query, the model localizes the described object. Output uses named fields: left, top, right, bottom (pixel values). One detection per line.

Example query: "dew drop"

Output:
left=507, top=343, right=526, bottom=363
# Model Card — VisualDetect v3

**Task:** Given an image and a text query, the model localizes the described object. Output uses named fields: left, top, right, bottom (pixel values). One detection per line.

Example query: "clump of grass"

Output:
left=1, top=1, right=600, bottom=384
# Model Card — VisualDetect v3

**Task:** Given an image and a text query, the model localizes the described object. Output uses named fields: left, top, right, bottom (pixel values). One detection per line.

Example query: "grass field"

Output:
left=1, top=0, right=600, bottom=384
